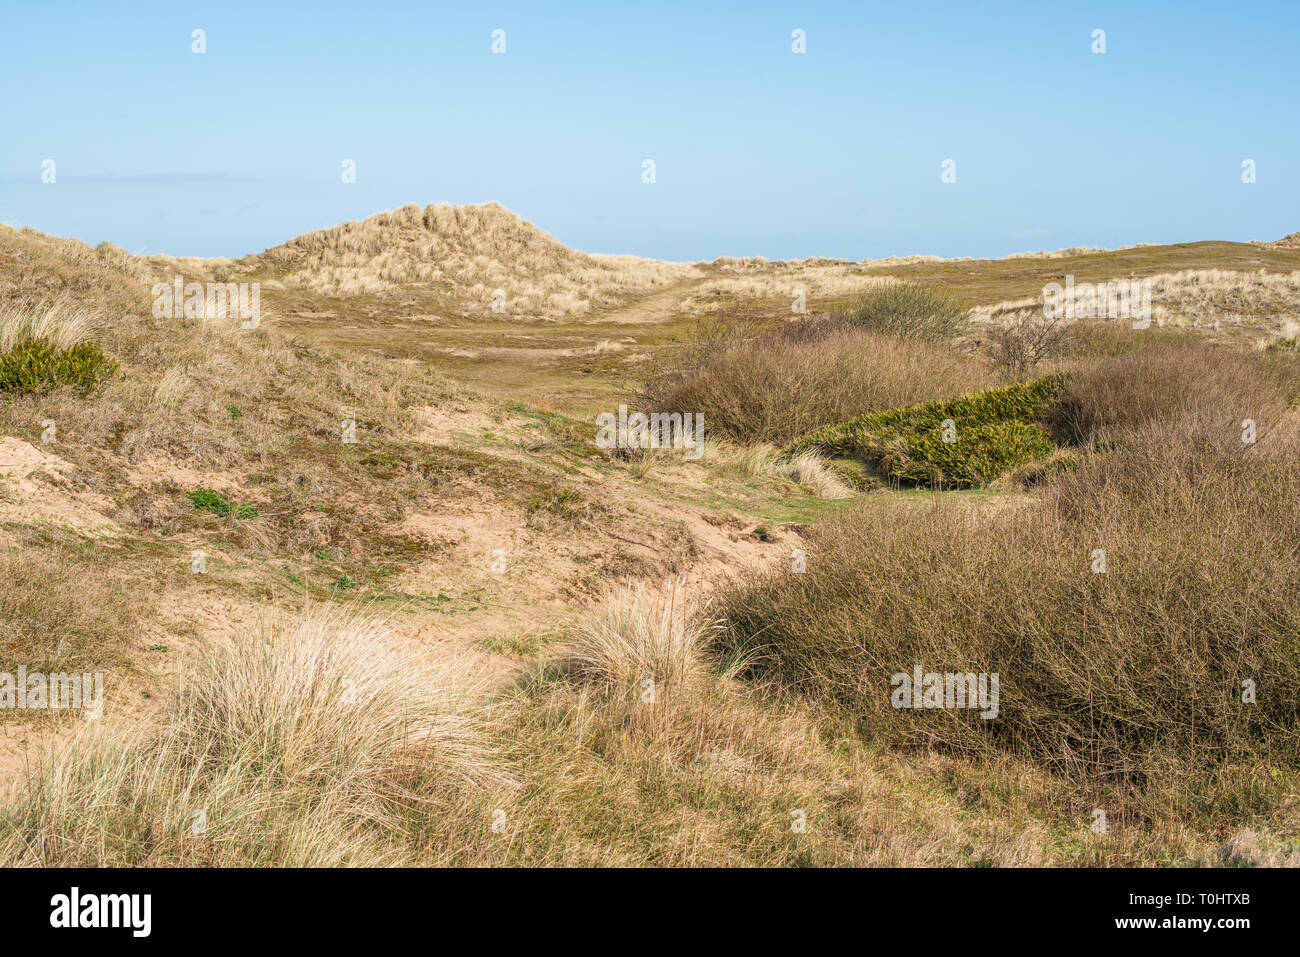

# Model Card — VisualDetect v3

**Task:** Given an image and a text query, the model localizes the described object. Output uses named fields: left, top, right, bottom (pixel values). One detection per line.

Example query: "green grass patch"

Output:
left=789, top=374, right=1065, bottom=488
left=187, top=488, right=258, bottom=520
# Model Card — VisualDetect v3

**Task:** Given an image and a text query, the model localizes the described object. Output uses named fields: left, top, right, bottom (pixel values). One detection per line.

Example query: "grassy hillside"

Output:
left=244, top=202, right=700, bottom=321
left=2, top=212, right=1298, bottom=867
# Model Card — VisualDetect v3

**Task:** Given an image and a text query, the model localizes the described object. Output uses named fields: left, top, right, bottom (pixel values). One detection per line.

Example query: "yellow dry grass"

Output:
left=971, top=268, right=1300, bottom=342
left=259, top=202, right=700, bottom=319
left=0, top=610, right=493, bottom=867
left=0, top=300, right=100, bottom=352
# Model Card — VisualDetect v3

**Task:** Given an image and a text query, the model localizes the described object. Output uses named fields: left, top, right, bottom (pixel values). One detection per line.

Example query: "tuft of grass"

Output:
left=0, top=300, right=100, bottom=353
left=187, top=488, right=258, bottom=520
left=704, top=441, right=854, bottom=498
left=0, top=611, right=493, bottom=866
left=702, top=439, right=779, bottom=478
left=479, top=627, right=557, bottom=659
left=769, top=449, right=855, bottom=499
left=153, top=365, right=189, bottom=409
left=563, top=581, right=717, bottom=700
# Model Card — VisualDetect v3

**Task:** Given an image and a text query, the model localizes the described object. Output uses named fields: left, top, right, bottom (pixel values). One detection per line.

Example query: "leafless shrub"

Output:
left=987, top=306, right=1071, bottom=377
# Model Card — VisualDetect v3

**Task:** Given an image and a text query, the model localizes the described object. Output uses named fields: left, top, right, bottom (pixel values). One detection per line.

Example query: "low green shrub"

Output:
left=0, top=339, right=117, bottom=396
left=790, top=374, right=1065, bottom=488
left=880, top=419, right=1055, bottom=487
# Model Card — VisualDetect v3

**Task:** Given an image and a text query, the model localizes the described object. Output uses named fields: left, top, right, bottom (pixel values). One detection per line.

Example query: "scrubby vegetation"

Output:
left=637, top=316, right=994, bottom=444
left=1050, top=341, right=1296, bottom=446
left=721, top=395, right=1300, bottom=832
left=838, top=281, right=971, bottom=341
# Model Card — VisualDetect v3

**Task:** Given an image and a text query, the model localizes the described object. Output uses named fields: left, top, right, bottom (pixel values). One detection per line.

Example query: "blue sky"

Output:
left=2, top=1, right=1296, bottom=260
